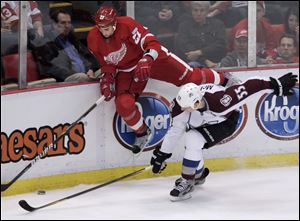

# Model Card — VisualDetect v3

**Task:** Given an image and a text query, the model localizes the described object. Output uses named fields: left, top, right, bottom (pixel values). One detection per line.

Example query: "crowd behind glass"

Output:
left=1, top=1, right=299, bottom=90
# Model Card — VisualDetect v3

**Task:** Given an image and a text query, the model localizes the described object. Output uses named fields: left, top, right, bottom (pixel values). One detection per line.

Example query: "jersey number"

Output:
left=234, top=86, right=248, bottom=100
left=132, top=28, right=141, bottom=44
left=1, top=7, right=13, bottom=19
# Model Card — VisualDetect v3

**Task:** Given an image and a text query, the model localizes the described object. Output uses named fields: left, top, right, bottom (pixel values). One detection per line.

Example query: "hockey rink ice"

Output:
left=1, top=166, right=299, bottom=220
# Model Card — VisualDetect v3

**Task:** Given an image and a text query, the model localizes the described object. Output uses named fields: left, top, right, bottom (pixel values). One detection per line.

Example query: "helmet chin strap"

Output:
left=192, top=99, right=205, bottom=110
left=108, top=23, right=117, bottom=35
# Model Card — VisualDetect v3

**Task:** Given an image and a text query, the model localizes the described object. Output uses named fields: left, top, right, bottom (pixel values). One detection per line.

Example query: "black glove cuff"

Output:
left=270, top=77, right=282, bottom=96
left=151, top=149, right=172, bottom=173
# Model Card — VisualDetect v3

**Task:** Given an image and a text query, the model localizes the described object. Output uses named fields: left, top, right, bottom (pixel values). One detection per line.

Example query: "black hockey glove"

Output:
left=270, top=72, right=298, bottom=96
left=150, top=148, right=172, bottom=174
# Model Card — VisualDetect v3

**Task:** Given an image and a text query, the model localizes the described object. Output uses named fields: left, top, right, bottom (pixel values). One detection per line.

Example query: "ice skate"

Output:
left=170, top=178, right=194, bottom=202
left=131, top=127, right=152, bottom=154
left=175, top=167, right=209, bottom=186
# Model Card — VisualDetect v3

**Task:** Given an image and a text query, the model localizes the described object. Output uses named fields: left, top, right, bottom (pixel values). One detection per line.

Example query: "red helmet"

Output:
left=95, top=6, right=117, bottom=28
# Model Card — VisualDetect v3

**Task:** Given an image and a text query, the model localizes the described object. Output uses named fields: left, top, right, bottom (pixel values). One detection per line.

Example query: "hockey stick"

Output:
left=1, top=96, right=105, bottom=192
left=19, top=165, right=152, bottom=212
left=132, top=141, right=151, bottom=158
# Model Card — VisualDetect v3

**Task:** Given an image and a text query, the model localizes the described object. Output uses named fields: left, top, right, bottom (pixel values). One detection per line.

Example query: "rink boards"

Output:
left=1, top=66, right=299, bottom=196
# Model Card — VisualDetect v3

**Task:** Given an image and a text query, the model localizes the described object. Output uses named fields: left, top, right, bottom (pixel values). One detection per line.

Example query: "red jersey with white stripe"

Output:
left=88, top=16, right=162, bottom=72
left=87, top=16, right=224, bottom=87
left=87, top=15, right=225, bottom=133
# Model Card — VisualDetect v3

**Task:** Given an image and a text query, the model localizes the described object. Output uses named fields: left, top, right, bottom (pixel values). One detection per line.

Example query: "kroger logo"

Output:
left=218, top=105, right=248, bottom=145
left=113, top=93, right=171, bottom=151
left=255, top=86, right=299, bottom=140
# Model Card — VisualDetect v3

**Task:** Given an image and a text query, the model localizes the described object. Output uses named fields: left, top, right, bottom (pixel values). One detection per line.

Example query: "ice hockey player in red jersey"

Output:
left=150, top=72, right=298, bottom=201
left=87, top=6, right=226, bottom=154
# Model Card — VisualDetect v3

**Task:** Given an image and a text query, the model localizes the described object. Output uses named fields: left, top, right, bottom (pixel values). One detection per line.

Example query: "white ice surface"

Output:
left=1, top=166, right=299, bottom=220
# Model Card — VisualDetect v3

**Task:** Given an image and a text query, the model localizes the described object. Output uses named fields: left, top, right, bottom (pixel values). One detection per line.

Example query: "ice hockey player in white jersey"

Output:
left=150, top=72, right=298, bottom=201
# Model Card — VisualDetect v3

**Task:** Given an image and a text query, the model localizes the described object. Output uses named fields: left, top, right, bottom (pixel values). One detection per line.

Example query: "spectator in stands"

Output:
left=177, top=1, right=192, bottom=23
left=205, top=29, right=264, bottom=68
left=134, top=2, right=181, bottom=35
left=267, top=34, right=299, bottom=64
left=230, top=1, right=277, bottom=60
left=70, top=1, right=126, bottom=27
left=264, top=1, right=298, bottom=25
left=33, top=9, right=99, bottom=82
left=99, top=1, right=126, bottom=16
left=207, top=1, right=248, bottom=28
left=283, top=7, right=299, bottom=46
left=284, top=7, right=299, bottom=35
left=174, top=1, right=226, bottom=67
left=1, top=1, right=44, bottom=38
left=1, top=1, right=44, bottom=55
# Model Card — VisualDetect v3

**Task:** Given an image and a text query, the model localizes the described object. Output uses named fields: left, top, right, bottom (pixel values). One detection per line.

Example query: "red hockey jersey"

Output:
left=87, top=16, right=163, bottom=72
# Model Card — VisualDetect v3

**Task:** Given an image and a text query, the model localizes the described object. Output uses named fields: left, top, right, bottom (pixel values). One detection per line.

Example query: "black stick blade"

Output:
left=19, top=200, right=36, bottom=212
left=1, top=184, right=10, bottom=192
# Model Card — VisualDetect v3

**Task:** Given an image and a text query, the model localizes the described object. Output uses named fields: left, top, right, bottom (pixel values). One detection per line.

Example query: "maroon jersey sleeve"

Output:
left=205, top=79, right=273, bottom=115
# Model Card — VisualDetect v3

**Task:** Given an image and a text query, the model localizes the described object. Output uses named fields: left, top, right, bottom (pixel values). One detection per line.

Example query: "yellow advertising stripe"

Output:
left=1, top=152, right=298, bottom=197
left=49, top=2, right=73, bottom=8
left=74, top=27, right=93, bottom=33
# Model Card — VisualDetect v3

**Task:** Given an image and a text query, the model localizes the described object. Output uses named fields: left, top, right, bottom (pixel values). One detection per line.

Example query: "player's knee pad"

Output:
left=184, top=146, right=204, bottom=162
left=115, top=94, right=136, bottom=116
left=185, top=130, right=206, bottom=152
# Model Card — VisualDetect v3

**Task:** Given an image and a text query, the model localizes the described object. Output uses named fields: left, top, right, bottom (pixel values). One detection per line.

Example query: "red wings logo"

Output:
left=104, top=43, right=127, bottom=65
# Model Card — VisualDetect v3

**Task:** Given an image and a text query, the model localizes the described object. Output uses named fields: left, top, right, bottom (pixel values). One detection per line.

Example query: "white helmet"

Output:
left=176, top=83, right=204, bottom=109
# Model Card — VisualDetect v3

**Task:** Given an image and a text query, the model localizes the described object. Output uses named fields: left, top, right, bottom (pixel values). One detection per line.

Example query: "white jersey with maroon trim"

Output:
left=161, top=77, right=273, bottom=153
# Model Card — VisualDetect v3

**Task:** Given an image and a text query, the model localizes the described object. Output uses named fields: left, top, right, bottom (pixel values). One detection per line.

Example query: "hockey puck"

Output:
left=37, top=190, right=46, bottom=195
left=132, top=146, right=141, bottom=154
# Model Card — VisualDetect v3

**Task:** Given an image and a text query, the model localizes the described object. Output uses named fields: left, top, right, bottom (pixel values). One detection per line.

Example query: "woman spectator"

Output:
left=274, top=7, right=299, bottom=46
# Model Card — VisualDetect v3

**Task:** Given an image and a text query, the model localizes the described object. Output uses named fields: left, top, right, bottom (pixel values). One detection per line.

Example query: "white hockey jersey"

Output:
left=161, top=78, right=274, bottom=153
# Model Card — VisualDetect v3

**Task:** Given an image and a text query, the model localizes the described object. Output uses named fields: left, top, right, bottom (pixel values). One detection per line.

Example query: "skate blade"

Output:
left=170, top=193, right=192, bottom=202
left=195, top=179, right=205, bottom=186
